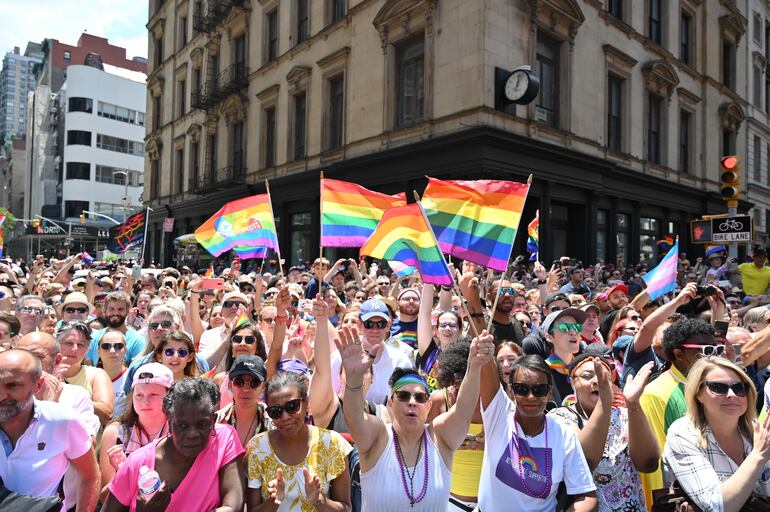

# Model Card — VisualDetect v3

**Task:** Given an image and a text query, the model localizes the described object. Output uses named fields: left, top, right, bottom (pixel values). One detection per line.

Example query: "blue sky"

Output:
left=0, top=0, right=148, bottom=59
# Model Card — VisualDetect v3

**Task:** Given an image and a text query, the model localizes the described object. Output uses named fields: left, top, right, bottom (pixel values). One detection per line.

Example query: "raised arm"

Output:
left=573, top=358, right=613, bottom=471
left=623, top=362, right=660, bottom=473
left=186, top=279, right=205, bottom=346
left=308, top=298, right=339, bottom=429
left=417, top=283, right=435, bottom=356
left=633, top=283, right=696, bottom=354
left=265, top=287, right=289, bottom=381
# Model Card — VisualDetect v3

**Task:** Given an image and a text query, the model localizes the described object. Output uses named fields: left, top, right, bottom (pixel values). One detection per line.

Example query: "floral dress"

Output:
left=551, top=406, right=646, bottom=511
left=246, top=425, right=353, bottom=511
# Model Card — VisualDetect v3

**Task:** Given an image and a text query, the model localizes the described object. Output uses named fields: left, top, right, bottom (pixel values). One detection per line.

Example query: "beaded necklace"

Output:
left=509, top=413, right=552, bottom=499
left=393, top=429, right=429, bottom=507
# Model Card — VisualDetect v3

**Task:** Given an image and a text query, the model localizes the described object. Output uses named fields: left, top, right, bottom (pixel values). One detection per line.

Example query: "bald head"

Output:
left=15, top=332, right=59, bottom=374
left=0, top=349, right=42, bottom=382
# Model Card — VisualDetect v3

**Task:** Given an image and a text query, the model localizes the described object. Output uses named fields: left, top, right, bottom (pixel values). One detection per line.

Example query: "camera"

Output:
left=695, top=285, right=717, bottom=296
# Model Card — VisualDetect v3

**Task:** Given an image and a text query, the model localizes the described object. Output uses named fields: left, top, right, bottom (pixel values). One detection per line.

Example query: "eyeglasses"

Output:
left=511, top=382, right=551, bottom=398
left=363, top=319, right=387, bottom=329
left=232, top=335, right=257, bottom=344
left=393, top=390, right=430, bottom=404
left=681, top=344, right=725, bottom=357
left=149, top=320, right=173, bottom=330
left=100, top=342, right=125, bottom=351
left=64, top=307, right=88, bottom=314
left=704, top=381, right=750, bottom=397
left=222, top=300, right=245, bottom=309
left=20, top=306, right=44, bottom=315
left=556, top=322, right=582, bottom=333
left=261, top=317, right=275, bottom=324
left=232, top=376, right=261, bottom=389
left=438, top=322, right=458, bottom=329
left=163, top=281, right=175, bottom=287
left=629, top=315, right=641, bottom=322
left=240, top=286, right=255, bottom=293
left=163, top=347, right=190, bottom=358
left=377, top=281, right=390, bottom=287
left=498, top=287, right=515, bottom=295
left=265, top=398, right=302, bottom=420
left=622, top=325, right=639, bottom=332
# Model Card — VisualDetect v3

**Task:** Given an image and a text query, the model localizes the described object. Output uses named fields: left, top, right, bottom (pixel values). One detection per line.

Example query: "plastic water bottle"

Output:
left=137, top=465, right=161, bottom=500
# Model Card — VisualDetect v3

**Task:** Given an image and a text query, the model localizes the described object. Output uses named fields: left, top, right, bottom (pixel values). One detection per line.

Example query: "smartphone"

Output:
left=131, top=264, right=141, bottom=280
left=201, top=278, right=225, bottom=290
left=714, top=320, right=729, bottom=340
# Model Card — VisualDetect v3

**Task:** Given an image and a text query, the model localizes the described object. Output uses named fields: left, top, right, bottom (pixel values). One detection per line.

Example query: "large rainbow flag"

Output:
left=643, top=238, right=679, bottom=300
left=321, top=178, right=407, bottom=247
left=422, top=177, right=529, bottom=272
left=233, top=246, right=268, bottom=260
left=360, top=204, right=453, bottom=286
left=195, top=194, right=279, bottom=257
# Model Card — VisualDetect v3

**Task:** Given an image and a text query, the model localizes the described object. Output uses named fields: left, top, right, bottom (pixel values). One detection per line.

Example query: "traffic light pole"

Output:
left=728, top=203, right=738, bottom=259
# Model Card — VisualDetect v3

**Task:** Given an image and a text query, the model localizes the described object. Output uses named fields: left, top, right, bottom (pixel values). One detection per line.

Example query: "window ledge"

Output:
left=320, top=147, right=344, bottom=163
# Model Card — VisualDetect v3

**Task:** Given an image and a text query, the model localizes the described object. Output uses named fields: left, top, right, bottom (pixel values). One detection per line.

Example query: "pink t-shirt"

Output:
left=108, top=423, right=245, bottom=511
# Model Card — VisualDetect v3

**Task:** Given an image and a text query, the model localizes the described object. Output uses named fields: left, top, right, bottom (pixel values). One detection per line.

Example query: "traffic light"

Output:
left=720, top=155, right=740, bottom=204
left=80, top=213, right=86, bottom=224
left=31, top=218, right=40, bottom=229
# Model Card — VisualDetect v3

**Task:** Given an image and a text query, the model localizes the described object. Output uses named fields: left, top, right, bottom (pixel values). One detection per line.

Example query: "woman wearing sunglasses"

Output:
left=339, top=323, right=494, bottom=511
left=416, top=284, right=464, bottom=393
left=662, top=356, right=770, bottom=511
left=213, top=322, right=268, bottom=407
left=217, top=355, right=271, bottom=449
left=246, top=371, right=353, bottom=511
left=154, top=331, right=199, bottom=381
left=97, top=330, right=129, bottom=419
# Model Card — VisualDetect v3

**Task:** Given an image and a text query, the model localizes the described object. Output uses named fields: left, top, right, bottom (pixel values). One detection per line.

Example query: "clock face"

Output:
left=505, top=71, right=529, bottom=101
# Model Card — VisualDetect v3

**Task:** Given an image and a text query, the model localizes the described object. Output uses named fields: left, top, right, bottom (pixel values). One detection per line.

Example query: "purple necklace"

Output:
left=509, top=413, right=552, bottom=499
left=393, top=429, right=429, bottom=507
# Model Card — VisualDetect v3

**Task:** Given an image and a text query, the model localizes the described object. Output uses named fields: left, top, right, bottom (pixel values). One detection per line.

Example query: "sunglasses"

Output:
left=100, top=342, right=125, bottom=351
left=265, top=398, right=302, bottom=420
left=511, top=382, right=551, bottom=398
left=261, top=317, right=275, bottom=324
left=149, top=320, right=173, bottom=330
left=240, top=286, right=255, bottom=293
left=232, top=376, right=261, bottom=389
left=363, top=319, right=387, bottom=329
left=438, top=322, right=458, bottom=329
left=232, top=335, right=257, bottom=344
left=393, top=390, right=430, bottom=404
left=163, top=347, right=190, bottom=358
left=680, top=344, right=725, bottom=357
left=703, top=380, right=749, bottom=397
left=20, top=306, right=45, bottom=315
left=556, top=322, right=582, bottom=333
left=64, top=307, right=88, bottom=314
left=290, top=299, right=299, bottom=308
left=498, top=287, right=515, bottom=295
left=223, top=300, right=245, bottom=308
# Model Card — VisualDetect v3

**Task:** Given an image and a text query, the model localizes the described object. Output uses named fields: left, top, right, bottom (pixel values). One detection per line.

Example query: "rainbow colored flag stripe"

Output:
left=643, top=239, right=679, bottom=301
left=195, top=194, right=278, bottom=257
left=321, top=178, right=407, bottom=247
left=422, top=177, right=529, bottom=272
left=527, top=211, right=539, bottom=262
left=234, top=310, right=250, bottom=329
left=360, top=204, right=453, bottom=286
left=204, top=266, right=215, bottom=278
left=233, top=246, right=268, bottom=260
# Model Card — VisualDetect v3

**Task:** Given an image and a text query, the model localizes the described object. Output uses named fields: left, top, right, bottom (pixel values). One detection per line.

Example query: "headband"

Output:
left=568, top=354, right=613, bottom=379
left=391, top=374, right=429, bottom=393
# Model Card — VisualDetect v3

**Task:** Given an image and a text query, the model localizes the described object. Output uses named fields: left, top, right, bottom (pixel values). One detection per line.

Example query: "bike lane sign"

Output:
left=712, top=215, right=752, bottom=242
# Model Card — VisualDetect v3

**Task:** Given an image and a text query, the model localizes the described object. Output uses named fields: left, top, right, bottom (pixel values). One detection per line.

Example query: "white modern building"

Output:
left=61, top=64, right=146, bottom=224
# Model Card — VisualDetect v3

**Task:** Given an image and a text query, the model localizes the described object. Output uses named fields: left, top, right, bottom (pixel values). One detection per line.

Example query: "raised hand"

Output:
left=594, top=358, right=614, bottom=408
left=335, top=325, right=378, bottom=377
left=623, top=361, right=654, bottom=407
left=468, top=331, right=495, bottom=370
left=752, top=412, right=770, bottom=463
left=267, top=468, right=286, bottom=504
left=304, top=467, right=322, bottom=506
left=458, top=261, right=480, bottom=300
left=311, top=297, right=329, bottom=320
left=275, top=286, right=291, bottom=315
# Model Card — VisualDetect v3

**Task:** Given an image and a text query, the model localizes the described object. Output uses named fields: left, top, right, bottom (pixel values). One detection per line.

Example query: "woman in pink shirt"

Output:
left=102, top=378, right=245, bottom=512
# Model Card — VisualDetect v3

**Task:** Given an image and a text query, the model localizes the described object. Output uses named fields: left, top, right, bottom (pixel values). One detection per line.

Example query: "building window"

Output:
left=175, top=148, right=184, bottom=194
left=95, top=166, right=140, bottom=186
left=290, top=212, right=312, bottom=265
left=154, top=36, right=163, bottom=67
left=96, top=134, right=145, bottom=156
left=179, top=16, right=188, bottom=50
left=649, top=0, right=662, bottom=45
left=192, top=67, right=202, bottom=98
left=296, top=0, right=309, bottom=45
left=231, top=121, right=244, bottom=174
left=608, top=0, right=622, bottom=20
left=648, top=93, right=662, bottom=164
left=616, top=213, right=630, bottom=266
left=679, top=110, right=692, bottom=173
left=193, top=1, right=203, bottom=35
left=767, top=143, right=770, bottom=186
left=153, top=95, right=162, bottom=130
left=177, top=79, right=186, bottom=117
left=396, top=36, right=424, bottom=128
left=150, top=159, right=160, bottom=199
left=640, top=217, right=660, bottom=264
left=267, top=10, right=279, bottom=62
left=64, top=200, right=89, bottom=219
left=67, top=130, right=92, bottom=146
left=331, top=0, right=346, bottom=23
left=68, top=97, right=92, bottom=113
left=723, top=128, right=735, bottom=155
left=535, top=32, right=559, bottom=127
left=755, top=66, right=763, bottom=107
left=722, top=40, right=735, bottom=89
left=766, top=63, right=770, bottom=115
left=190, top=141, right=200, bottom=188
left=293, top=92, right=306, bottom=160
left=63, top=50, right=71, bottom=62
left=206, top=133, right=217, bottom=173
left=98, top=101, right=144, bottom=125
left=754, top=136, right=762, bottom=182
left=681, top=11, right=692, bottom=66
left=264, top=107, right=276, bottom=167
left=596, top=210, right=608, bottom=262
left=328, top=75, right=344, bottom=149
left=607, top=75, right=622, bottom=151
left=755, top=13, right=763, bottom=44
left=66, top=162, right=90, bottom=180
left=234, top=34, right=246, bottom=71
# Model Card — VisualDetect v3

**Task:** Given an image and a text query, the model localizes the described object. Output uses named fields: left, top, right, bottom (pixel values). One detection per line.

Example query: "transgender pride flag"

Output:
left=643, top=238, right=679, bottom=300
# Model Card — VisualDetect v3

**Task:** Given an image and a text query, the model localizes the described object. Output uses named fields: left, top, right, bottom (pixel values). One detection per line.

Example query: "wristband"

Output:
left=469, top=312, right=484, bottom=318
left=441, top=285, right=453, bottom=291
left=345, top=383, right=363, bottom=391
left=275, top=315, right=288, bottom=326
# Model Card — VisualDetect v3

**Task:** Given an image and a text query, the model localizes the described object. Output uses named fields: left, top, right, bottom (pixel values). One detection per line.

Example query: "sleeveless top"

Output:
left=360, top=425, right=451, bottom=511
left=65, top=365, right=96, bottom=398
left=326, top=397, right=381, bottom=442
left=443, top=388, right=483, bottom=498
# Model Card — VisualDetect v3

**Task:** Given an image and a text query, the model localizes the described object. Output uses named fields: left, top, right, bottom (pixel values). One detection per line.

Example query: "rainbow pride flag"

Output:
left=204, top=266, right=215, bottom=278
left=643, top=238, right=679, bottom=301
left=422, top=177, right=529, bottom=272
left=234, top=309, right=250, bottom=329
left=657, top=235, right=674, bottom=251
left=233, top=246, right=268, bottom=260
left=527, top=210, right=539, bottom=262
left=321, top=178, right=407, bottom=247
left=195, top=194, right=279, bottom=257
left=360, top=204, right=453, bottom=286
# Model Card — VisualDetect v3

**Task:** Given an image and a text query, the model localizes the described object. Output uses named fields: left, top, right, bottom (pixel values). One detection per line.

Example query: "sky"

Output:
left=0, top=0, right=148, bottom=60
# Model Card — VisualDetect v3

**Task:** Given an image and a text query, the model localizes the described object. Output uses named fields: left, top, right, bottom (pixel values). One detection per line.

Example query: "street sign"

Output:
left=163, top=217, right=175, bottom=233
left=26, top=222, right=110, bottom=238
left=712, top=215, right=752, bottom=242
left=690, top=219, right=712, bottom=244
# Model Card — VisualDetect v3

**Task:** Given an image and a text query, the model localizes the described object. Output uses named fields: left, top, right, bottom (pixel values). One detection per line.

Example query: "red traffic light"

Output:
left=721, top=156, right=738, bottom=169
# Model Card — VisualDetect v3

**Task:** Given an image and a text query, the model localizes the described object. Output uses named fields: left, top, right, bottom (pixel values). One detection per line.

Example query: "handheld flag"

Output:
left=199, top=368, right=217, bottom=379
left=388, top=260, right=416, bottom=279
left=527, top=211, right=540, bottom=262
left=234, top=309, right=250, bottom=330
left=643, top=238, right=679, bottom=301
left=195, top=194, right=279, bottom=257
left=657, top=236, right=674, bottom=252
left=360, top=203, right=453, bottom=286
left=422, top=177, right=530, bottom=271
left=81, top=251, right=94, bottom=266
left=321, top=179, right=407, bottom=247
left=107, top=210, right=148, bottom=254
left=233, top=246, right=268, bottom=260
left=204, top=266, right=215, bottom=278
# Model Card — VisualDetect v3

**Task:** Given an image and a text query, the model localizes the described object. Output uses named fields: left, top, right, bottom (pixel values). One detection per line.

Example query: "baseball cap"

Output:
left=222, top=291, right=249, bottom=304
left=580, top=303, right=600, bottom=315
left=544, top=292, right=570, bottom=307
left=541, top=307, right=587, bottom=334
left=229, top=355, right=267, bottom=382
left=611, top=335, right=634, bottom=360
left=607, top=283, right=629, bottom=297
left=359, top=298, right=391, bottom=321
left=132, top=362, right=174, bottom=390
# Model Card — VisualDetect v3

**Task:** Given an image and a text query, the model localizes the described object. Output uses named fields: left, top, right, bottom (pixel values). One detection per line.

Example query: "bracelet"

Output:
left=469, top=312, right=484, bottom=318
left=275, top=315, right=288, bottom=326
left=441, top=285, right=453, bottom=291
left=190, top=291, right=200, bottom=295
left=345, top=383, right=363, bottom=391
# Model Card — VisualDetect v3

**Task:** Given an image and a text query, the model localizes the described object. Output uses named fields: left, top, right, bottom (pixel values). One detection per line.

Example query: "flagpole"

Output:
left=140, top=207, right=150, bottom=265
left=485, top=174, right=534, bottom=332
left=264, top=179, right=284, bottom=276
left=319, top=170, right=325, bottom=295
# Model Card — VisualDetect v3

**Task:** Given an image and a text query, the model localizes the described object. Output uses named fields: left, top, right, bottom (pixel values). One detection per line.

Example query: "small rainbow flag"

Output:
left=234, top=309, right=250, bottom=329
left=233, top=246, right=268, bottom=260
left=643, top=238, right=679, bottom=301
left=195, top=194, right=279, bottom=257
left=199, top=368, right=217, bottom=379
left=321, top=178, right=407, bottom=247
left=360, top=203, right=453, bottom=286
left=527, top=210, right=539, bottom=262
left=422, top=177, right=529, bottom=272
left=204, top=266, right=215, bottom=278
left=81, top=251, right=94, bottom=266
left=657, top=236, right=674, bottom=251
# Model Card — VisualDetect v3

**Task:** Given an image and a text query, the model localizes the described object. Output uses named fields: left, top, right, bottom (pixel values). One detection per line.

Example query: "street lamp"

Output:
left=113, top=170, right=130, bottom=222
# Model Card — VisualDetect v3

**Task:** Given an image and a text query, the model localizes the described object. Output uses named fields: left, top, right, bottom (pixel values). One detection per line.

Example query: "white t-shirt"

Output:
left=59, top=384, right=99, bottom=510
left=199, top=325, right=226, bottom=354
left=111, top=368, right=129, bottom=419
left=478, top=387, right=596, bottom=511
left=366, top=343, right=414, bottom=405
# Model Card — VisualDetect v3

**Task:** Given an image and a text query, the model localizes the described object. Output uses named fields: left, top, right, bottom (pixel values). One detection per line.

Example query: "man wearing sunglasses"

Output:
left=484, top=278, right=526, bottom=344
left=15, top=295, right=46, bottom=336
left=58, top=292, right=93, bottom=324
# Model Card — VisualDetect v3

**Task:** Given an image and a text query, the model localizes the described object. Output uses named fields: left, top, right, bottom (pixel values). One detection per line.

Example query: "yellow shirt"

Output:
left=450, top=422, right=484, bottom=498
left=738, top=262, right=770, bottom=295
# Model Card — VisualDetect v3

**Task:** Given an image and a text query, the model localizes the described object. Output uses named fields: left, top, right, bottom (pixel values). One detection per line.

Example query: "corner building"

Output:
left=145, top=0, right=758, bottom=267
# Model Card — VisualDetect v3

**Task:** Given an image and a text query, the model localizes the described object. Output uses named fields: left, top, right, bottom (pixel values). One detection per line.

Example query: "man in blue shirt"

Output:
left=86, top=292, right=145, bottom=365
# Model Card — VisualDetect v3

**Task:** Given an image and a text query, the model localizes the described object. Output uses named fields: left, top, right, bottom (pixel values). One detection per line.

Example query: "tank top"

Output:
left=450, top=423, right=483, bottom=498
left=65, top=365, right=95, bottom=398
left=360, top=425, right=451, bottom=511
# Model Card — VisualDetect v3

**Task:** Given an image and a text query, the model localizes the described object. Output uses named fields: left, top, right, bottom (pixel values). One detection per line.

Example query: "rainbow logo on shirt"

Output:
left=520, top=456, right=538, bottom=473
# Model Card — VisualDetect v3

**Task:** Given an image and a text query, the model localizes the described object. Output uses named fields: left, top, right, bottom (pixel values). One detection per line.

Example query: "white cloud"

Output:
left=0, top=0, right=147, bottom=58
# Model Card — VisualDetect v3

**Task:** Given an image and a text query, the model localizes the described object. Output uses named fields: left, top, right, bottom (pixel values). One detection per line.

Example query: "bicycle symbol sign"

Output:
left=712, top=215, right=752, bottom=243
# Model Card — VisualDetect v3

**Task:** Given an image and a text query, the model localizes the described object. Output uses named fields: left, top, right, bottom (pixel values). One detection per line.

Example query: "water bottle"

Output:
left=137, top=465, right=161, bottom=500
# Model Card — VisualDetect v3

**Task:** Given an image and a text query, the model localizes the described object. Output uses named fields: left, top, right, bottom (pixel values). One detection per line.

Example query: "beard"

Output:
left=0, top=392, right=34, bottom=422
left=107, top=314, right=126, bottom=328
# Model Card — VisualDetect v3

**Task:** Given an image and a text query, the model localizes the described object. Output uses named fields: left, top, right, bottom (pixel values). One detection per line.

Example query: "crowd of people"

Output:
left=2, top=248, right=770, bottom=511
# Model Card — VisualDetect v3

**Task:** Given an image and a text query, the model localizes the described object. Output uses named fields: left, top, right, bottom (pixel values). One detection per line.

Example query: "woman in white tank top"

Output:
left=336, top=324, right=495, bottom=511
